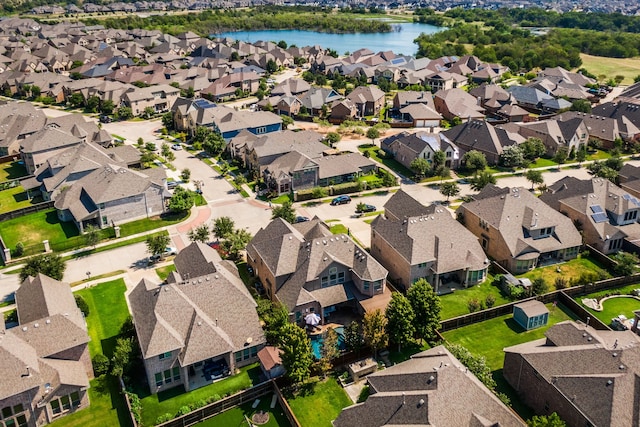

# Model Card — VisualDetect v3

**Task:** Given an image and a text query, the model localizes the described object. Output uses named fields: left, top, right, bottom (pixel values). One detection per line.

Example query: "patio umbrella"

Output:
left=305, top=313, right=321, bottom=326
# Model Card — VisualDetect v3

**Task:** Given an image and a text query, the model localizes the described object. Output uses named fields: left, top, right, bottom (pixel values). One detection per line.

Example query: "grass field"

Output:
left=49, top=279, right=132, bottom=427
left=0, top=186, right=38, bottom=214
left=0, top=161, right=27, bottom=182
left=578, top=53, right=640, bottom=85
left=0, top=208, right=80, bottom=252
left=155, top=264, right=176, bottom=280
left=197, top=396, right=291, bottom=427
left=517, top=256, right=610, bottom=285
left=439, top=276, right=511, bottom=320
left=285, top=377, right=352, bottom=427
left=357, top=144, right=413, bottom=178
left=577, top=282, right=640, bottom=325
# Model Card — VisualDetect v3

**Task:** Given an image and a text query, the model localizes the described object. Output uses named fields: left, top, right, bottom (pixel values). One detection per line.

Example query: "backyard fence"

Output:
left=584, top=244, right=618, bottom=269
left=273, top=380, right=301, bottom=427
left=0, top=201, right=54, bottom=222
left=155, top=380, right=274, bottom=427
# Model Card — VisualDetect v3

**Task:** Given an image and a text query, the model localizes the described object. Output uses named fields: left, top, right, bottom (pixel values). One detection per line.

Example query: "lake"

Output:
left=214, top=22, right=443, bottom=56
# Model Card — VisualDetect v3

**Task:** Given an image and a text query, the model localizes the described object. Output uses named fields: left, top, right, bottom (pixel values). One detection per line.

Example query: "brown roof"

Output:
left=257, top=346, right=282, bottom=371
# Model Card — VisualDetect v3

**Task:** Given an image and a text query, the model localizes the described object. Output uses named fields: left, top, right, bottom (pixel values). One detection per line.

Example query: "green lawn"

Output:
left=197, top=395, right=291, bottom=427
left=442, top=302, right=579, bottom=371
left=48, top=279, right=133, bottom=427
left=140, top=364, right=261, bottom=427
left=286, top=377, right=352, bottom=427
left=155, top=264, right=176, bottom=281
left=0, top=186, right=40, bottom=213
left=0, top=161, right=27, bottom=182
left=587, top=149, right=612, bottom=161
left=0, top=208, right=81, bottom=254
left=270, top=194, right=292, bottom=204
left=529, top=157, right=557, bottom=168
left=517, top=256, right=610, bottom=285
left=329, top=224, right=348, bottom=235
left=118, top=211, right=189, bottom=238
left=439, top=276, right=511, bottom=320
left=576, top=282, right=640, bottom=325
left=357, top=144, right=413, bottom=178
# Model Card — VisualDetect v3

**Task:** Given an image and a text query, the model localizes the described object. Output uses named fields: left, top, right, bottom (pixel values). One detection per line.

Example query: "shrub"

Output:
left=177, top=405, right=192, bottom=416
left=467, top=298, right=481, bottom=313
left=507, top=284, right=525, bottom=300
left=555, top=277, right=568, bottom=290
left=332, top=181, right=361, bottom=195
left=14, top=242, right=24, bottom=257
left=156, top=413, right=173, bottom=424
left=485, top=294, right=496, bottom=308
left=92, top=354, right=110, bottom=376
left=75, top=295, right=90, bottom=316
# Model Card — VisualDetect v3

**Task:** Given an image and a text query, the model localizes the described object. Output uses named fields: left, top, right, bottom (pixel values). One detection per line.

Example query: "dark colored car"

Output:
left=294, top=216, right=310, bottom=223
left=99, top=115, right=112, bottom=123
left=356, top=204, right=376, bottom=213
left=330, top=195, right=351, bottom=205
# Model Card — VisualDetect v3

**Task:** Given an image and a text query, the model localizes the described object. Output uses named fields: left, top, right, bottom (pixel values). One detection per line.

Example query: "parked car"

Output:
left=356, top=203, right=376, bottom=213
left=99, top=115, right=112, bottom=123
left=150, top=246, right=177, bottom=262
left=171, top=143, right=182, bottom=151
left=167, top=180, right=179, bottom=189
left=330, top=195, right=351, bottom=205
left=294, top=216, right=310, bottom=223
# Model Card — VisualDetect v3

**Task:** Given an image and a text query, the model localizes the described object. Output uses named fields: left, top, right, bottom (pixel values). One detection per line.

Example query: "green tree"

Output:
left=145, top=234, right=171, bottom=259
left=553, top=147, right=569, bottom=166
left=168, top=186, right=194, bottom=213
left=74, top=295, right=90, bottom=316
left=521, top=137, right=546, bottom=160
left=85, top=95, right=100, bottom=113
left=433, top=150, right=446, bottom=169
left=571, top=99, right=592, bottom=113
left=525, top=169, right=544, bottom=189
left=407, top=279, right=441, bottom=343
left=187, top=224, right=210, bottom=243
left=318, top=327, right=340, bottom=378
left=462, top=150, right=487, bottom=174
left=278, top=323, right=313, bottom=384
left=385, top=292, right=415, bottom=351
left=612, top=251, right=639, bottom=276
left=470, top=170, right=497, bottom=191
left=440, top=181, right=460, bottom=201
left=212, top=216, right=235, bottom=240
left=161, top=143, right=171, bottom=160
left=344, top=321, right=363, bottom=353
left=69, top=92, right=85, bottom=108
left=363, top=309, right=388, bottom=357
left=271, top=200, right=296, bottom=223
left=180, top=168, right=191, bottom=183
left=140, top=152, right=156, bottom=168
left=111, top=336, right=133, bottom=377
left=311, top=187, right=328, bottom=199
left=528, top=413, right=567, bottom=427
left=20, top=253, right=66, bottom=282
left=101, top=99, right=115, bottom=115
left=576, top=146, right=587, bottom=165
left=281, top=115, right=294, bottom=129
left=257, top=299, right=289, bottom=344
left=266, top=59, right=278, bottom=74
left=117, top=106, right=133, bottom=120
left=162, top=112, right=174, bottom=130
left=83, top=224, right=100, bottom=248
left=220, top=228, right=252, bottom=259
left=500, top=145, right=525, bottom=168
left=203, top=131, right=226, bottom=156
left=325, top=132, right=341, bottom=146
left=92, top=354, right=110, bottom=377
left=366, top=127, right=380, bottom=144
left=410, top=157, right=431, bottom=178
left=142, top=106, right=155, bottom=119
left=532, top=278, right=548, bottom=296
left=445, top=343, right=496, bottom=390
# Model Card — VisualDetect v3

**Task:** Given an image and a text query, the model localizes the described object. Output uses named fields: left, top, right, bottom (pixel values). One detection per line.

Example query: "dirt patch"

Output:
left=252, top=411, right=269, bottom=425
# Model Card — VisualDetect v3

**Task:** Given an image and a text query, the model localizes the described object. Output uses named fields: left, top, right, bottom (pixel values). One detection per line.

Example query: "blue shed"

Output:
left=513, top=300, right=549, bottom=330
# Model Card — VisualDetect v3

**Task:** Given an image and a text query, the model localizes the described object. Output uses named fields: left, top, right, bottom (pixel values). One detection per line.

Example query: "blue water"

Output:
left=214, top=22, right=443, bottom=56
left=311, top=326, right=345, bottom=360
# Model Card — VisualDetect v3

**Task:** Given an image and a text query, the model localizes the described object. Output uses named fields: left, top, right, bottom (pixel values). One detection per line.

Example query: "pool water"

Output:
left=311, top=326, right=345, bottom=360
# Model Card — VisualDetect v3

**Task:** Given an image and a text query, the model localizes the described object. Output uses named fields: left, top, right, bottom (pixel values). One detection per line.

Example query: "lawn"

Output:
left=529, top=157, right=557, bottom=168
left=139, top=364, right=261, bottom=427
left=0, top=186, right=40, bottom=214
left=48, top=279, right=133, bottom=427
left=0, top=161, right=27, bottom=182
left=118, top=211, right=189, bottom=238
left=286, top=377, right=352, bottom=427
left=586, top=149, right=612, bottom=161
left=577, top=282, right=640, bottom=325
left=578, top=53, right=640, bottom=85
left=155, top=264, right=176, bottom=281
left=357, top=144, right=413, bottom=178
left=439, top=275, right=511, bottom=320
left=517, top=255, right=610, bottom=285
left=197, top=395, right=291, bottom=427
left=329, top=223, right=348, bottom=235
left=441, top=302, right=579, bottom=371
left=0, top=208, right=81, bottom=254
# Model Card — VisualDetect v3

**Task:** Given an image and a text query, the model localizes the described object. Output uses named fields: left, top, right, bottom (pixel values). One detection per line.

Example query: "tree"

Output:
left=83, top=224, right=100, bottom=248
left=407, top=279, right=441, bottom=343
left=161, top=143, right=171, bottom=160
left=436, top=165, right=450, bottom=184
left=525, top=169, right=544, bottom=190
left=162, top=112, right=174, bottom=130
left=278, top=323, right=313, bottom=384
left=266, top=59, right=278, bottom=74
left=470, top=170, right=497, bottom=191
left=553, top=147, right=569, bottom=166
left=146, top=234, right=170, bottom=259
left=576, top=146, right=587, bottom=165
left=318, top=327, right=340, bottom=378
left=385, top=292, right=415, bottom=351
left=571, top=99, right=592, bottom=113
left=281, top=115, right=294, bottom=130
left=445, top=343, right=496, bottom=390
left=69, top=92, right=84, bottom=108
left=500, top=145, right=525, bottom=168
left=213, top=216, right=235, bottom=240
left=101, top=99, right=115, bottom=115
left=111, top=336, right=134, bottom=377
left=344, top=321, right=363, bottom=353
left=180, top=168, right=191, bottom=183
left=433, top=150, right=446, bottom=170
left=85, top=95, right=100, bottom=113
left=528, top=413, right=567, bottom=427
left=140, top=152, right=156, bottom=168
left=440, top=181, right=460, bottom=201
left=257, top=299, right=289, bottom=344
left=521, top=137, right=546, bottom=160
left=462, top=150, right=487, bottom=174
left=92, top=354, right=110, bottom=377
left=187, top=224, right=210, bottom=243
left=142, top=106, right=155, bottom=119
left=271, top=200, right=296, bottom=224
left=612, top=251, right=639, bottom=276
left=325, top=132, right=341, bottom=146
left=410, top=157, right=431, bottom=178
left=168, top=186, right=194, bottom=213
left=532, top=278, right=548, bottom=296
left=75, top=295, right=90, bottom=316
left=362, top=309, right=388, bottom=357
left=203, top=131, right=226, bottom=156
left=117, top=106, right=133, bottom=120
left=20, top=253, right=66, bottom=282
left=220, top=228, right=252, bottom=259
left=366, top=127, right=380, bottom=144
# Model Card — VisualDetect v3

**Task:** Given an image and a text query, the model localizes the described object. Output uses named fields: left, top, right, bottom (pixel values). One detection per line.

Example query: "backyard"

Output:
left=0, top=185, right=41, bottom=214
left=285, top=377, right=352, bottom=427
left=517, top=255, right=610, bottom=285
left=196, top=396, right=291, bottom=427
left=438, top=274, right=512, bottom=320
left=49, top=279, right=132, bottom=427
left=357, top=144, right=413, bottom=178
left=0, top=161, right=27, bottom=182
left=577, top=282, right=640, bottom=325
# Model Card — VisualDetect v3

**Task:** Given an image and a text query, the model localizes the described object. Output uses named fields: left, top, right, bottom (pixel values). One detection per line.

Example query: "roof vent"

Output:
left=45, top=319, right=50, bottom=324
left=607, top=380, right=613, bottom=386
left=22, top=326, right=27, bottom=332
left=619, top=364, right=625, bottom=370
left=34, top=323, right=39, bottom=328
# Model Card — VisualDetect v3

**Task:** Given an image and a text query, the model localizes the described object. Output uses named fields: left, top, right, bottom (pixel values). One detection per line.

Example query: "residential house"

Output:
left=392, top=91, right=436, bottom=111
left=557, top=111, right=620, bottom=149
left=457, top=185, right=582, bottom=274
left=54, top=163, right=168, bottom=232
left=128, top=242, right=265, bottom=394
left=0, top=274, right=92, bottom=426
left=503, top=321, right=640, bottom=427
left=442, top=120, right=524, bottom=165
left=299, top=87, right=343, bottom=117
left=433, top=88, right=484, bottom=122
left=0, top=101, right=47, bottom=156
left=424, top=70, right=468, bottom=92
left=20, top=127, right=84, bottom=175
left=381, top=131, right=459, bottom=170
left=512, top=300, right=549, bottom=330
left=399, top=104, right=442, bottom=128
left=371, top=190, right=489, bottom=293
left=592, top=101, right=640, bottom=141
left=257, top=94, right=301, bottom=117
left=271, top=78, right=311, bottom=97
left=505, top=117, right=588, bottom=156
left=333, top=345, right=526, bottom=427
left=121, top=83, right=179, bottom=116
left=469, top=84, right=513, bottom=113
left=539, top=176, right=640, bottom=254
left=346, top=85, right=386, bottom=117
left=247, top=218, right=390, bottom=324
left=330, top=99, right=357, bottom=121
left=506, top=86, right=571, bottom=113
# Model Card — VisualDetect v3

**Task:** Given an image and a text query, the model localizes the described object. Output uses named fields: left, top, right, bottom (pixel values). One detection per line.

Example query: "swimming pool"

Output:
left=310, top=326, right=345, bottom=360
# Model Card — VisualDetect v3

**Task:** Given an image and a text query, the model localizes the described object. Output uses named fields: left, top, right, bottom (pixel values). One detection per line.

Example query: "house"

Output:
left=503, top=321, right=640, bottom=427
left=469, top=84, right=512, bottom=113
left=333, top=345, right=526, bottom=427
left=592, top=101, right=640, bottom=141
left=20, top=126, right=84, bottom=175
left=442, top=120, right=524, bottom=165
left=346, top=85, right=386, bottom=117
left=506, top=117, right=588, bottom=156
left=257, top=346, right=285, bottom=379
left=457, top=185, right=582, bottom=274
left=433, top=88, right=484, bottom=122
left=539, top=177, right=640, bottom=255
left=0, top=101, right=47, bottom=156
left=381, top=131, right=459, bottom=170
left=121, top=84, right=180, bottom=116
left=330, top=99, right=357, bottom=121
left=54, top=163, right=169, bottom=232
left=556, top=111, right=620, bottom=149
left=506, top=86, right=555, bottom=112
left=371, top=190, right=489, bottom=293
left=424, top=70, right=468, bottom=92
left=247, top=218, right=390, bottom=324
left=399, top=104, right=442, bottom=128
left=299, top=87, right=343, bottom=117
left=513, top=300, right=549, bottom=330
left=0, top=274, right=92, bottom=426
left=127, top=242, right=265, bottom=394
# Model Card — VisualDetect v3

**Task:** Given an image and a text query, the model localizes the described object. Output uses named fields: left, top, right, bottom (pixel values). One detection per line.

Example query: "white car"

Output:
left=171, top=144, right=182, bottom=151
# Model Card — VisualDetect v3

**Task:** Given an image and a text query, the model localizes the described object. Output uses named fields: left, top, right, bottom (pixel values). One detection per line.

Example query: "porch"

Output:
left=187, top=357, right=231, bottom=392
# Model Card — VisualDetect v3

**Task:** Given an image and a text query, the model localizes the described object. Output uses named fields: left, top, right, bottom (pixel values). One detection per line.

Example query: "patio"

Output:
left=187, top=358, right=231, bottom=391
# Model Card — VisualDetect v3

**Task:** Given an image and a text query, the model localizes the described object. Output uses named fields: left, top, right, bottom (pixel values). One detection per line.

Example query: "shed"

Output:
left=257, top=346, right=285, bottom=379
left=513, top=300, right=549, bottom=330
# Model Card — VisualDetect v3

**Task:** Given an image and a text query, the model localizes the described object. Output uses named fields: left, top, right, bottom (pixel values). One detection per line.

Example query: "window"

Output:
left=446, top=151, right=451, bottom=158
left=329, top=267, right=337, bottom=274
left=172, top=367, right=181, bottom=381
left=256, top=126, right=267, bottom=134
left=235, top=351, right=242, bottom=363
left=338, top=271, right=345, bottom=283
left=2, top=407, right=12, bottom=418
left=417, top=262, right=427, bottom=268
left=164, top=369, right=172, bottom=384
left=60, top=396, right=70, bottom=412
left=250, top=346, right=258, bottom=357
left=70, top=392, right=80, bottom=407
left=102, top=216, right=108, bottom=226
left=363, top=282, right=370, bottom=291
left=15, top=415, right=27, bottom=427
left=243, top=348, right=250, bottom=359
left=374, top=281, right=382, bottom=291
left=155, top=373, right=163, bottom=387
left=321, top=277, right=329, bottom=287
left=481, top=237, right=488, bottom=250
left=50, top=400, right=61, bottom=415
left=99, top=203, right=105, bottom=210
left=624, top=210, right=638, bottom=222
left=159, top=351, right=171, bottom=360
